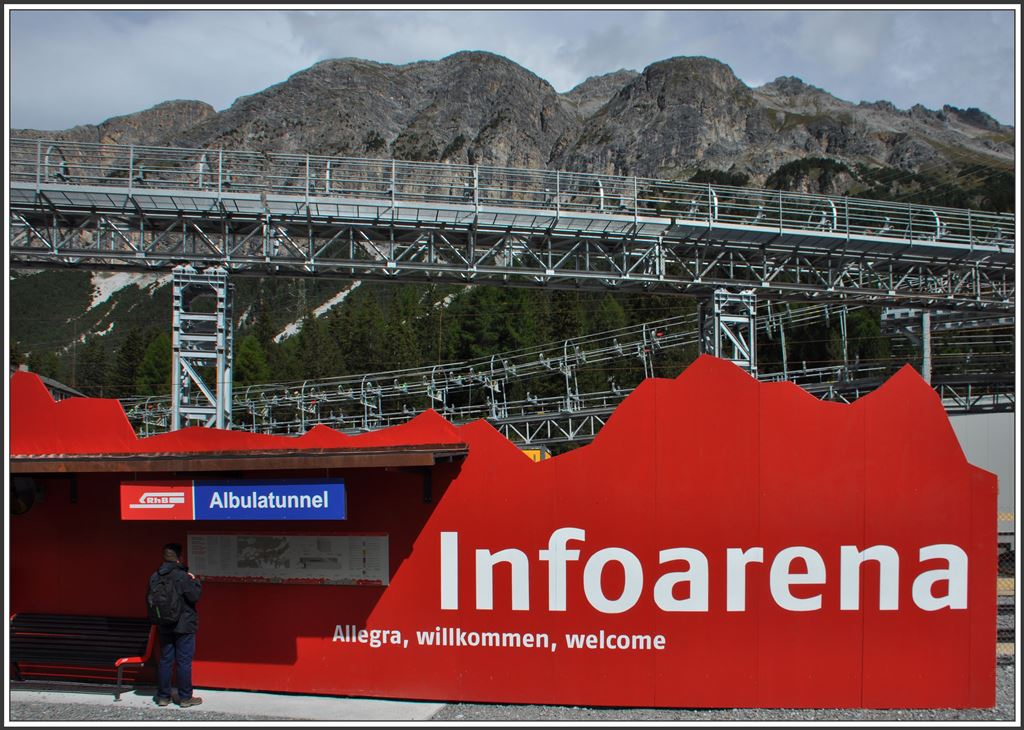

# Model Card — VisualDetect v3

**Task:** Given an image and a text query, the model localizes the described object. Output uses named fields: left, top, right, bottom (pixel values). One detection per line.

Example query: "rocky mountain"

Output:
left=558, top=56, right=1013, bottom=186
left=14, top=52, right=1013, bottom=186
left=9, top=51, right=1014, bottom=399
left=163, top=52, right=578, bottom=170
left=562, top=69, right=641, bottom=118
left=12, top=99, right=216, bottom=147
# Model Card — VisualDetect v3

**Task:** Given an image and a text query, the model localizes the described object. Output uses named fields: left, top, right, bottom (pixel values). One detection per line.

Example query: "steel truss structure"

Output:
left=9, top=140, right=1015, bottom=310
left=171, top=265, right=234, bottom=428
left=790, top=370, right=1015, bottom=414
left=125, top=307, right=713, bottom=436
left=701, top=289, right=757, bottom=375
left=120, top=299, right=1014, bottom=444
left=10, top=140, right=1015, bottom=443
left=122, top=301, right=849, bottom=435
left=881, top=306, right=1017, bottom=333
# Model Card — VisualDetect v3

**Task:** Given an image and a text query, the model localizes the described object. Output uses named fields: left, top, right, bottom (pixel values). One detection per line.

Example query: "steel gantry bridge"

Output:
left=9, top=139, right=1017, bottom=431
left=118, top=301, right=1015, bottom=445
left=10, top=139, right=1015, bottom=304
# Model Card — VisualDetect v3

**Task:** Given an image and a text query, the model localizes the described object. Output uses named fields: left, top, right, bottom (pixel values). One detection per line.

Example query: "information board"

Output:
left=187, top=533, right=389, bottom=585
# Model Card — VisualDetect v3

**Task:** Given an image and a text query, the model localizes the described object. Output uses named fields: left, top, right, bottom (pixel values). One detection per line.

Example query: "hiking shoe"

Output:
left=179, top=697, right=203, bottom=708
left=155, top=696, right=171, bottom=707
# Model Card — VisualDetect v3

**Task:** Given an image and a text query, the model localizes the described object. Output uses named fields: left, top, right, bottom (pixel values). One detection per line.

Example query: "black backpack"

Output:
left=147, top=572, right=183, bottom=627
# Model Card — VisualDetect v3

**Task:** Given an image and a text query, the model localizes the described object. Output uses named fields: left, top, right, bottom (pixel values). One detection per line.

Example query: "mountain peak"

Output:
left=655, top=55, right=734, bottom=69
left=760, top=75, right=828, bottom=95
left=643, top=55, right=742, bottom=87
left=941, top=104, right=1005, bottom=131
left=565, top=69, right=640, bottom=96
left=439, top=49, right=515, bottom=64
left=755, top=75, right=840, bottom=109
left=562, top=69, right=639, bottom=117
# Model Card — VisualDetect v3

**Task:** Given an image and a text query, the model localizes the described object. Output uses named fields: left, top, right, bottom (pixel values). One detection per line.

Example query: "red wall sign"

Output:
left=9, top=357, right=997, bottom=708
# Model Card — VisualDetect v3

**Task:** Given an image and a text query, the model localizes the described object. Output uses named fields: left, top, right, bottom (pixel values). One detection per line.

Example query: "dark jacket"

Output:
left=149, top=561, right=202, bottom=634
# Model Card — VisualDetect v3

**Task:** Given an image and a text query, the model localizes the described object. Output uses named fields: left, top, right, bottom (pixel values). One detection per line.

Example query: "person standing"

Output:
left=148, top=542, right=203, bottom=707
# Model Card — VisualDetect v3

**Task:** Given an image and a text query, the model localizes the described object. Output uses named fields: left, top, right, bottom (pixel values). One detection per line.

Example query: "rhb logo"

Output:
left=120, top=482, right=194, bottom=520
left=130, top=491, right=187, bottom=508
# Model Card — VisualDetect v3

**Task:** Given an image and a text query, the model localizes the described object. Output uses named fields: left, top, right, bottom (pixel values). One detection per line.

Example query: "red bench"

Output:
left=10, top=613, right=156, bottom=701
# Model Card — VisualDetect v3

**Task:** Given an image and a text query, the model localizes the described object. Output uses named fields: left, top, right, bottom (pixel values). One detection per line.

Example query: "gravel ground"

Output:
left=431, top=664, right=1017, bottom=723
left=8, top=664, right=1016, bottom=723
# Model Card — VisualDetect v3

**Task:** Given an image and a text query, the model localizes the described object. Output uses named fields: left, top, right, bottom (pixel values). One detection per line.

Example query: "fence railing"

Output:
left=10, top=138, right=1015, bottom=253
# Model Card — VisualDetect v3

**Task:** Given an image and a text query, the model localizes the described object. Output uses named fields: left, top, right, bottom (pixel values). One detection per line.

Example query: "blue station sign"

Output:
left=121, top=478, right=346, bottom=520
left=194, top=478, right=347, bottom=520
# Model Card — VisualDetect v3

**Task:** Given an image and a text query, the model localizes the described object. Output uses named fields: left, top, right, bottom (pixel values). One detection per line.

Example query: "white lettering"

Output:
left=654, top=548, right=708, bottom=611
left=564, top=632, right=666, bottom=650
left=475, top=548, right=530, bottom=611
left=583, top=548, right=643, bottom=614
left=538, top=527, right=585, bottom=611
left=912, top=544, right=968, bottom=611
left=840, top=545, right=900, bottom=610
left=770, top=546, right=826, bottom=612
left=205, top=489, right=335, bottom=511
left=726, top=547, right=764, bottom=612
left=440, top=532, right=458, bottom=610
left=440, top=530, right=970, bottom=615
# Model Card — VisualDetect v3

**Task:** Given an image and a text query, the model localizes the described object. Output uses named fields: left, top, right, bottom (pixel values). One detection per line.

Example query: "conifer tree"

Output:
left=548, top=290, right=587, bottom=342
left=27, top=350, right=62, bottom=382
left=77, top=337, right=110, bottom=397
left=340, top=286, right=390, bottom=374
left=414, top=285, right=464, bottom=365
left=112, top=328, right=146, bottom=397
left=252, top=295, right=278, bottom=352
left=294, top=311, right=338, bottom=380
left=234, top=334, right=272, bottom=387
left=136, top=333, right=172, bottom=395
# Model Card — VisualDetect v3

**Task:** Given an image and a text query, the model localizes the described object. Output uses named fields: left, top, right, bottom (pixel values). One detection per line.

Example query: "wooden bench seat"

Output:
left=10, top=613, right=156, bottom=701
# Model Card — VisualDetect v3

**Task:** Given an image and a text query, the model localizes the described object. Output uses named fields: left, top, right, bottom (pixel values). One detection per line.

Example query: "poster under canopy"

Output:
left=187, top=532, right=389, bottom=585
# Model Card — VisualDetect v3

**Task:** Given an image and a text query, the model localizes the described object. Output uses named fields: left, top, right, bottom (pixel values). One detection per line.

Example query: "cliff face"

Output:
left=164, top=51, right=581, bottom=170
left=556, top=57, right=769, bottom=178
left=11, top=99, right=216, bottom=147
left=14, top=51, right=1013, bottom=184
left=562, top=69, right=641, bottom=119
left=556, top=58, right=1012, bottom=181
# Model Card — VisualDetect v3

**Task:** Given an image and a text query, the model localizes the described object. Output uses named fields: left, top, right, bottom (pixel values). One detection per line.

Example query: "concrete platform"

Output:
left=10, top=684, right=445, bottom=722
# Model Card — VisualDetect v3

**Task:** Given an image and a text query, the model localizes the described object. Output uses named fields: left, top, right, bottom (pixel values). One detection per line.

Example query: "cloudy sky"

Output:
left=7, top=7, right=1018, bottom=131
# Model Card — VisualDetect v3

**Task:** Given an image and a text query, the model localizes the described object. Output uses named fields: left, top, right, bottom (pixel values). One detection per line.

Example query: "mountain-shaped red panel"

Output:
left=7, top=357, right=996, bottom=708
left=10, top=370, right=463, bottom=454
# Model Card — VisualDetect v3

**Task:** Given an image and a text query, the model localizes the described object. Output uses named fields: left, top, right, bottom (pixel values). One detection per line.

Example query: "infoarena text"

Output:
left=439, top=528, right=970, bottom=613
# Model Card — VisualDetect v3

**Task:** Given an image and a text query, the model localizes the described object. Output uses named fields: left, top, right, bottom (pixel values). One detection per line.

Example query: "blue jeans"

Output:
left=157, top=631, right=195, bottom=701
